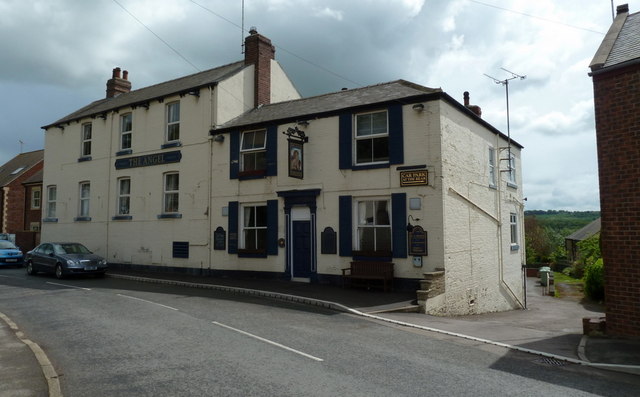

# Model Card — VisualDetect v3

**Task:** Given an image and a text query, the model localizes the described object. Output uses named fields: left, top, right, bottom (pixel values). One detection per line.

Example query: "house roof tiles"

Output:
left=0, top=150, right=44, bottom=187
left=43, top=61, right=245, bottom=129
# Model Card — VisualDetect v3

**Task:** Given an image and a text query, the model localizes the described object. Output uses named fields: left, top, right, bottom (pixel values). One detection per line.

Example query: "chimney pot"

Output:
left=106, top=67, right=131, bottom=98
left=617, top=4, right=629, bottom=15
left=249, top=26, right=258, bottom=35
left=123, top=70, right=129, bottom=80
left=463, top=91, right=470, bottom=107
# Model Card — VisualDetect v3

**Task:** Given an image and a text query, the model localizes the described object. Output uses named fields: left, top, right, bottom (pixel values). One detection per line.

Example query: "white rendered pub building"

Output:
left=42, top=31, right=525, bottom=315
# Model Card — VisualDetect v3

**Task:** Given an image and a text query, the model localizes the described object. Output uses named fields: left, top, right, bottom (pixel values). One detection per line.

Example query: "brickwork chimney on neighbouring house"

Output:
left=463, top=91, right=482, bottom=117
left=106, top=67, right=131, bottom=98
left=244, top=28, right=275, bottom=107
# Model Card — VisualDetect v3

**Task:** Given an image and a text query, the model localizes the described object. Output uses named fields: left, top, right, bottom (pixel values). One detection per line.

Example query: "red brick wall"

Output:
left=244, top=30, right=275, bottom=107
left=23, top=185, right=42, bottom=231
left=592, top=64, right=640, bottom=337
left=1, top=162, right=43, bottom=235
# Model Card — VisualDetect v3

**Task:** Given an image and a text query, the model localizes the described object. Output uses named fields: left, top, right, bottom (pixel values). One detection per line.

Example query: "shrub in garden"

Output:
left=584, top=258, right=605, bottom=301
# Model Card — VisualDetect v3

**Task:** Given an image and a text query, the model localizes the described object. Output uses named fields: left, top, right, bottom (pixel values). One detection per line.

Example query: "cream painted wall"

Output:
left=431, top=100, right=525, bottom=315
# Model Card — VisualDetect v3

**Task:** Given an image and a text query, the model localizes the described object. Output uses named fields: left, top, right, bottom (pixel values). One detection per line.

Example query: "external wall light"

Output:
left=407, top=214, right=421, bottom=232
left=412, top=103, right=424, bottom=112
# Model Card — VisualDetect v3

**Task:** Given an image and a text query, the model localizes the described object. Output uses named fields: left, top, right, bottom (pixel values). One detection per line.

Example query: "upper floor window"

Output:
left=118, top=178, right=131, bottom=215
left=508, top=153, right=517, bottom=185
left=120, top=113, right=132, bottom=150
left=163, top=173, right=179, bottom=213
left=355, top=199, right=391, bottom=253
left=355, top=110, right=389, bottom=165
left=488, top=147, right=496, bottom=187
left=46, top=186, right=57, bottom=218
left=240, top=130, right=267, bottom=173
left=31, top=187, right=41, bottom=210
left=81, top=123, right=92, bottom=157
left=79, top=182, right=90, bottom=217
left=510, top=212, right=519, bottom=248
left=240, top=204, right=267, bottom=252
left=166, top=102, right=180, bottom=142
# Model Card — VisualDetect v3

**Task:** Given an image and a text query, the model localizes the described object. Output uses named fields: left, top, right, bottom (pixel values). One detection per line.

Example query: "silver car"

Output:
left=26, top=242, right=107, bottom=279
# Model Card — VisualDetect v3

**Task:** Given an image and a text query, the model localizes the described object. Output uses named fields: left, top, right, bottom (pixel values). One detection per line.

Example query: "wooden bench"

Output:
left=342, top=261, right=394, bottom=292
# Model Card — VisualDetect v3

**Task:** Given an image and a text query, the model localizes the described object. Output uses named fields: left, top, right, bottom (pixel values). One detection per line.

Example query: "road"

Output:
left=1, top=267, right=639, bottom=396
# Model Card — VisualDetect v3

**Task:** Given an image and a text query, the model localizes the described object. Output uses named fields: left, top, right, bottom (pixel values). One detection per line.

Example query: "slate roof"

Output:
left=215, top=80, right=441, bottom=130
left=21, top=169, right=43, bottom=185
left=590, top=7, right=640, bottom=71
left=43, top=61, right=245, bottom=129
left=604, top=12, right=640, bottom=68
left=566, top=218, right=601, bottom=242
left=0, top=150, right=44, bottom=187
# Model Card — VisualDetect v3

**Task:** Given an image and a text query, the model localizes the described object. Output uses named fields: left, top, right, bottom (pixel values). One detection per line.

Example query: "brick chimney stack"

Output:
left=106, top=67, right=131, bottom=98
left=463, top=91, right=482, bottom=117
left=244, top=28, right=275, bottom=107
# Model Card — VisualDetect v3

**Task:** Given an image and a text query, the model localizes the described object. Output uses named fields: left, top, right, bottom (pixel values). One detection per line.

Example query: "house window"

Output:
left=120, top=113, right=132, bottom=150
left=240, top=204, right=267, bottom=252
left=166, top=102, right=180, bottom=142
left=355, top=110, right=389, bottom=165
left=81, top=123, right=92, bottom=156
left=510, top=212, right=519, bottom=248
left=355, top=199, right=391, bottom=253
left=163, top=173, right=179, bottom=213
left=79, top=182, right=90, bottom=217
left=488, top=147, right=496, bottom=187
left=117, top=178, right=131, bottom=215
left=240, top=130, right=267, bottom=173
left=46, top=186, right=57, bottom=218
left=31, top=187, right=41, bottom=210
left=508, top=153, right=517, bottom=185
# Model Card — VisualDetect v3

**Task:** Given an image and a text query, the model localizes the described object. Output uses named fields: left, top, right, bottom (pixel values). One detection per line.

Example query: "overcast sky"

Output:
left=0, top=0, right=630, bottom=211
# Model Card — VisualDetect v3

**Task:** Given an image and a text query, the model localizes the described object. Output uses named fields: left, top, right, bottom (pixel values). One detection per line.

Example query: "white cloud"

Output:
left=314, top=7, right=343, bottom=21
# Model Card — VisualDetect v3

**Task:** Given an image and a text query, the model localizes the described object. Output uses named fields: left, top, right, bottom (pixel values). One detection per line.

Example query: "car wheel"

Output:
left=26, top=261, right=37, bottom=276
left=55, top=264, right=65, bottom=279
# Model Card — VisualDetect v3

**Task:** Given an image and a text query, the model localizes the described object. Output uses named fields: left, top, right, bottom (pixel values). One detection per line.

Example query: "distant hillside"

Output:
left=525, top=210, right=600, bottom=234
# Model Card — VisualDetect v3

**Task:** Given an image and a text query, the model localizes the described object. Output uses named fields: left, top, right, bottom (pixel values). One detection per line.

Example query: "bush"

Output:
left=584, top=258, right=605, bottom=301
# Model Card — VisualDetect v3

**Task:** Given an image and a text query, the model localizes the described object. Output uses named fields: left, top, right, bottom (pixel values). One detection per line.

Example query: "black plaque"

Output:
left=321, top=227, right=337, bottom=254
left=214, top=227, right=226, bottom=250
left=409, top=225, right=428, bottom=256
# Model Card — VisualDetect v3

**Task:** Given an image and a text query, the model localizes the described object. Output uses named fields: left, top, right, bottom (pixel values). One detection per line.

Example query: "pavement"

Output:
left=2, top=270, right=639, bottom=396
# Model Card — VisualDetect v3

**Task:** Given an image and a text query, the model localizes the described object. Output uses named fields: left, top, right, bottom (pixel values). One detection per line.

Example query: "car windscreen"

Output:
left=0, top=240, right=17, bottom=249
left=58, top=243, right=91, bottom=255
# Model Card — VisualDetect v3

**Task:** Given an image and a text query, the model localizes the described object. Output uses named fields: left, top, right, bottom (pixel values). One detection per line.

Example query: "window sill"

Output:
left=77, top=156, right=92, bottom=162
left=238, top=249, right=267, bottom=258
left=74, top=217, right=92, bottom=222
left=157, top=213, right=182, bottom=219
left=352, top=163, right=389, bottom=171
left=116, top=149, right=132, bottom=156
left=112, top=215, right=133, bottom=221
left=161, top=141, right=182, bottom=149
left=42, top=218, right=58, bottom=223
left=510, top=244, right=520, bottom=251
left=507, top=182, right=518, bottom=189
left=239, top=169, right=266, bottom=180
left=489, top=184, right=497, bottom=190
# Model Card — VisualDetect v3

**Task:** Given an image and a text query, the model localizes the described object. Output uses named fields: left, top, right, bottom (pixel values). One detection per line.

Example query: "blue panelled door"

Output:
left=292, top=220, right=312, bottom=278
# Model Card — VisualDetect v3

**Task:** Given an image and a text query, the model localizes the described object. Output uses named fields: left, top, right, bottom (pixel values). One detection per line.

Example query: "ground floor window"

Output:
left=355, top=198, right=391, bottom=254
left=241, top=204, right=267, bottom=252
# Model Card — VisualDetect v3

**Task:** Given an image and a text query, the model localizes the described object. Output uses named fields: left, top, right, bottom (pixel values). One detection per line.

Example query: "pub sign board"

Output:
left=115, top=150, right=182, bottom=170
left=400, top=170, right=428, bottom=187
left=409, top=225, right=428, bottom=256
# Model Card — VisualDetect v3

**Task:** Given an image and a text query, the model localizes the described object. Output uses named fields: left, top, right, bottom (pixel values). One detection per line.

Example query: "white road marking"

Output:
left=117, top=293, right=179, bottom=311
left=212, top=321, right=324, bottom=362
left=46, top=282, right=91, bottom=291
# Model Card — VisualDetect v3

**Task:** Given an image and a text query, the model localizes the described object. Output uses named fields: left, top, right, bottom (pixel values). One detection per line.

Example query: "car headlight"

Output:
left=66, top=259, right=78, bottom=266
left=99, top=259, right=107, bottom=266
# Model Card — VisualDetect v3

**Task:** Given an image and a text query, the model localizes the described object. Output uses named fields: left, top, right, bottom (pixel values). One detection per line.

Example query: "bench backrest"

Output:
left=350, top=261, right=394, bottom=276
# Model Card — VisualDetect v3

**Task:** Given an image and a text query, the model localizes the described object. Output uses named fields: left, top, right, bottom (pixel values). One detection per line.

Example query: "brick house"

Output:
left=0, top=150, right=44, bottom=251
left=589, top=4, right=640, bottom=337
